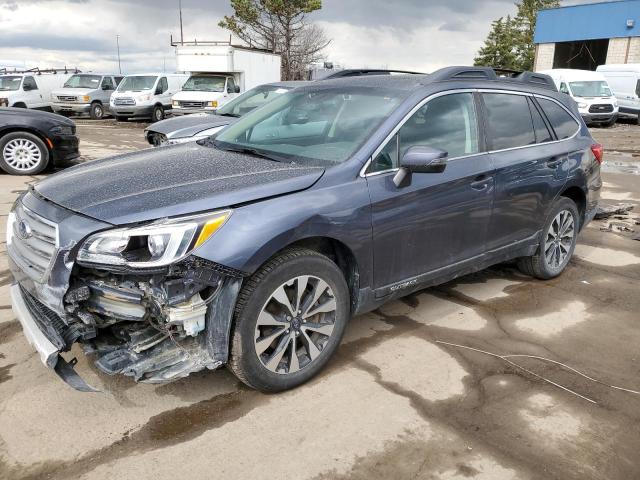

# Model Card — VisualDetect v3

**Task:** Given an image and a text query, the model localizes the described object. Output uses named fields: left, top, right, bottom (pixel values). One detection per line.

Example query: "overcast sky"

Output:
left=0, top=0, right=596, bottom=74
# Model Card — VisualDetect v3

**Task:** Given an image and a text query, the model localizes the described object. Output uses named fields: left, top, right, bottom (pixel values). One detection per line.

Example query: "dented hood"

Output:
left=35, top=142, right=325, bottom=225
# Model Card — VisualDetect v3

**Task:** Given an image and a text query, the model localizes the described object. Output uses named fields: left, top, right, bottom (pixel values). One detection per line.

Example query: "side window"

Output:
left=636, top=79, right=640, bottom=98
left=101, top=77, right=115, bottom=90
left=23, top=76, right=38, bottom=91
left=537, top=98, right=579, bottom=140
left=482, top=93, right=535, bottom=150
left=528, top=98, right=553, bottom=143
left=227, top=77, right=236, bottom=93
left=370, top=93, right=478, bottom=172
left=114, top=76, right=124, bottom=86
left=559, top=82, right=570, bottom=95
left=158, top=77, right=168, bottom=94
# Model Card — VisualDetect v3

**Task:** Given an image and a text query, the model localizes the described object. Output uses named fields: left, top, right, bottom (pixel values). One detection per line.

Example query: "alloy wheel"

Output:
left=2, top=138, right=42, bottom=172
left=544, top=209, right=574, bottom=270
left=254, top=275, right=337, bottom=375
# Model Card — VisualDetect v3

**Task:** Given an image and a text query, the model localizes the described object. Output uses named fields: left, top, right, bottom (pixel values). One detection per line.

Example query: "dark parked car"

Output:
left=145, top=81, right=308, bottom=146
left=0, top=107, right=79, bottom=175
left=8, top=67, right=602, bottom=393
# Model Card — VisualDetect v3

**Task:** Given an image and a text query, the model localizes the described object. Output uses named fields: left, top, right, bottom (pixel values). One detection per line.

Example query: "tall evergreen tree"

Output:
left=474, top=16, right=518, bottom=70
left=475, top=0, right=560, bottom=71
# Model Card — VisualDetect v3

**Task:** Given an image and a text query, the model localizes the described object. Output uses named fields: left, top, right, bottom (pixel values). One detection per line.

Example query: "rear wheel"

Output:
left=517, top=197, right=579, bottom=280
left=151, top=105, right=164, bottom=122
left=89, top=102, right=104, bottom=120
left=229, top=248, right=350, bottom=392
left=0, top=132, right=49, bottom=175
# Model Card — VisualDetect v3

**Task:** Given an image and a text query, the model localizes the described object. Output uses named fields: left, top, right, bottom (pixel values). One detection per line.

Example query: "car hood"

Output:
left=147, top=113, right=237, bottom=139
left=35, top=142, right=324, bottom=225
left=52, top=88, right=93, bottom=96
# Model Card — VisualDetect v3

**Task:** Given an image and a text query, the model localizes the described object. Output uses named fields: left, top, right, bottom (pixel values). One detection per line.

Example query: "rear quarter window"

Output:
left=482, top=93, right=535, bottom=150
left=537, top=98, right=579, bottom=140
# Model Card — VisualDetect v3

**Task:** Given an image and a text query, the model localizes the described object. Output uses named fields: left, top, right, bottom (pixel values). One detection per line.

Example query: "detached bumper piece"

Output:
left=11, top=284, right=99, bottom=392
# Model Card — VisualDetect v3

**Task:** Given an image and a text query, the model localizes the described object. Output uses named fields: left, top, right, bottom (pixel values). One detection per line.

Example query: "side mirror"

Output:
left=23, top=84, right=33, bottom=91
left=393, top=146, right=448, bottom=188
left=234, top=85, right=240, bottom=93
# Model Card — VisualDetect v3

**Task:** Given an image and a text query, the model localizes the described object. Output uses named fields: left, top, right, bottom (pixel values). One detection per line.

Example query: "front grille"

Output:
left=57, top=95, right=77, bottom=102
left=180, top=101, right=206, bottom=109
left=114, top=97, right=135, bottom=106
left=589, top=104, right=614, bottom=113
left=8, top=203, right=58, bottom=283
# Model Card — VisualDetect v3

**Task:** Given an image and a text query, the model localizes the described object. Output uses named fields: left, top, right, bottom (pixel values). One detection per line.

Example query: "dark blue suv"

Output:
left=8, top=67, right=602, bottom=392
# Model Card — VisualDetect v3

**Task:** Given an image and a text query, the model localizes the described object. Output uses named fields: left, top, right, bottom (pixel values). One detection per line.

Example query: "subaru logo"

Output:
left=17, top=219, right=32, bottom=240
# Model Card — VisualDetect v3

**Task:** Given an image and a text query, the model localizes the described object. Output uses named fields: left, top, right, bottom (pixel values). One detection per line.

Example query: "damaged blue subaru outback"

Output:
left=8, top=67, right=602, bottom=392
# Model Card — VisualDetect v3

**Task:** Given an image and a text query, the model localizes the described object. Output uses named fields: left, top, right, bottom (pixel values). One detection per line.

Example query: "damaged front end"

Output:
left=8, top=192, right=243, bottom=390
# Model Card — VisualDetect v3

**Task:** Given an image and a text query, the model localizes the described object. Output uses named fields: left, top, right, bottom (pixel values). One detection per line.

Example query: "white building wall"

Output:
left=627, top=37, right=640, bottom=62
left=534, top=43, right=555, bottom=71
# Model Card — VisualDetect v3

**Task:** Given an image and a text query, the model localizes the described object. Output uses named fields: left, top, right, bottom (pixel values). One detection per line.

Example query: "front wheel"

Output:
left=517, top=197, right=579, bottom=280
left=151, top=105, right=164, bottom=122
left=89, top=102, right=104, bottom=120
left=0, top=132, right=49, bottom=175
left=229, top=248, right=350, bottom=392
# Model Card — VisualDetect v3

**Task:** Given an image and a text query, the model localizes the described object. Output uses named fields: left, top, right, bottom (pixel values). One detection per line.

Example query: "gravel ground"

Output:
left=0, top=120, right=639, bottom=480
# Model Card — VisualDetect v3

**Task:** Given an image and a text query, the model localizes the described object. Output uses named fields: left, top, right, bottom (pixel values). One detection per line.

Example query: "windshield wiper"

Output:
left=213, top=142, right=289, bottom=163
left=217, top=112, right=240, bottom=118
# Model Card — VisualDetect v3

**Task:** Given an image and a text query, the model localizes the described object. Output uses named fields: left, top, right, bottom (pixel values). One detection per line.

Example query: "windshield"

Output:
left=0, top=76, right=22, bottom=91
left=214, top=87, right=404, bottom=164
left=216, top=85, right=292, bottom=117
left=569, top=81, right=612, bottom=97
left=117, top=76, right=157, bottom=91
left=182, top=75, right=226, bottom=92
left=64, top=74, right=102, bottom=89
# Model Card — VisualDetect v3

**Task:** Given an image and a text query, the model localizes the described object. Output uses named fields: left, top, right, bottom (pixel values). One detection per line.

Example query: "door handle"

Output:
left=470, top=175, right=491, bottom=191
left=546, top=157, right=564, bottom=169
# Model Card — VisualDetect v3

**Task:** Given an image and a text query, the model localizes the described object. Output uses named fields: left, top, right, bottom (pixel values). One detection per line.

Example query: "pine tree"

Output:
left=475, top=0, right=560, bottom=71
left=474, top=16, right=518, bottom=70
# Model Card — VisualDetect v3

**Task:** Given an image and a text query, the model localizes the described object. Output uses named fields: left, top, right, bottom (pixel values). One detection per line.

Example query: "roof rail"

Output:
left=429, top=66, right=557, bottom=91
left=0, top=67, right=81, bottom=75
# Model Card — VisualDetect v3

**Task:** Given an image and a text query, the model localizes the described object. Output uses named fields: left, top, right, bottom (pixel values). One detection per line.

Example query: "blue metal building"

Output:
left=534, top=0, right=640, bottom=71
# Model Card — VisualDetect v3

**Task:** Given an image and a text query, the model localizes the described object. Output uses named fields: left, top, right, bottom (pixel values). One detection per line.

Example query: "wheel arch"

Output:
left=0, top=127, right=51, bottom=154
left=559, top=185, right=586, bottom=228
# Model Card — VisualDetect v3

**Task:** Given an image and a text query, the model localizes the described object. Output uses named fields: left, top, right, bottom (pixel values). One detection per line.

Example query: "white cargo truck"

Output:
left=171, top=40, right=281, bottom=115
left=0, top=69, right=76, bottom=110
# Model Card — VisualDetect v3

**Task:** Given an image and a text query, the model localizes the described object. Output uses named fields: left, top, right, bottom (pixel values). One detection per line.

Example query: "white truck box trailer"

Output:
left=171, top=42, right=281, bottom=114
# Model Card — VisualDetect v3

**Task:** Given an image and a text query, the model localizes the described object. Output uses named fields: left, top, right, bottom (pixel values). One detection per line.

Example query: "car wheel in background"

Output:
left=151, top=105, right=164, bottom=123
left=229, top=248, right=350, bottom=392
left=517, top=197, right=579, bottom=280
left=90, top=102, right=104, bottom=120
left=0, top=131, right=49, bottom=175
left=115, top=115, right=129, bottom=122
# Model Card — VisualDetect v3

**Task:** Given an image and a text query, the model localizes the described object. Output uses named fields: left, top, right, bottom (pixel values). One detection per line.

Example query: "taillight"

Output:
left=591, top=143, right=603, bottom=164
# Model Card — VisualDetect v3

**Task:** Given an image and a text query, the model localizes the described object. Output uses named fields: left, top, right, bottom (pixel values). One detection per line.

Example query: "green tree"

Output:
left=219, top=0, right=330, bottom=80
left=474, top=16, right=518, bottom=70
left=475, top=0, right=560, bottom=71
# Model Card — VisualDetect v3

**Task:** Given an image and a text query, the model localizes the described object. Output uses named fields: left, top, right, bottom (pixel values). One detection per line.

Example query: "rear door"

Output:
left=366, top=91, right=495, bottom=291
left=483, top=92, right=577, bottom=251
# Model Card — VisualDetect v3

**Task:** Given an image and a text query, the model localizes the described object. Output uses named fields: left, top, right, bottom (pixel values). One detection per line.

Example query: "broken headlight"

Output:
left=77, top=210, right=231, bottom=268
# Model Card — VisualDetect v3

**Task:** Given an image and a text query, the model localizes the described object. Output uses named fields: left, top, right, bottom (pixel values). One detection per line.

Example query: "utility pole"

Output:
left=116, top=35, right=122, bottom=74
left=179, top=0, right=184, bottom=44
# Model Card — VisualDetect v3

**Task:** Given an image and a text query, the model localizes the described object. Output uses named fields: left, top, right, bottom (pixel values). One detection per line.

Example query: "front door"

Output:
left=22, top=76, right=43, bottom=108
left=366, top=92, right=495, bottom=292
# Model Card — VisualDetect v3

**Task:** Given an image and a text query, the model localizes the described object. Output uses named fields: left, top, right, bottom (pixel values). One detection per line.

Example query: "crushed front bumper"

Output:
left=11, top=284, right=59, bottom=368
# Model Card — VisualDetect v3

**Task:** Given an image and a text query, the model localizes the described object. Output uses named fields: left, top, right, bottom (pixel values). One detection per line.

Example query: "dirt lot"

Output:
left=0, top=120, right=639, bottom=480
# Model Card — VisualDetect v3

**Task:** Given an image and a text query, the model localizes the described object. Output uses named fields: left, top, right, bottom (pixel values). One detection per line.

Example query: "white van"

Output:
left=0, top=72, right=72, bottom=110
left=540, top=69, right=618, bottom=126
left=596, top=64, right=640, bottom=123
left=110, top=73, right=189, bottom=122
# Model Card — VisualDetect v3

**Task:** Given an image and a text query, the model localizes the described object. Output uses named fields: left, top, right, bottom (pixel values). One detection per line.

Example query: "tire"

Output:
left=228, top=248, right=350, bottom=392
left=151, top=105, right=164, bottom=123
left=517, top=197, right=579, bottom=280
left=89, top=102, right=104, bottom=120
left=0, top=131, right=49, bottom=175
left=115, top=115, right=129, bottom=122
left=13, top=103, right=27, bottom=108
